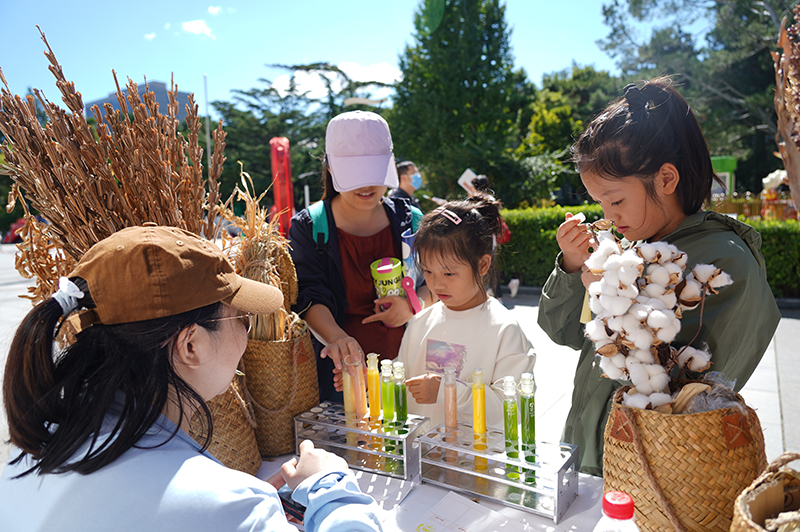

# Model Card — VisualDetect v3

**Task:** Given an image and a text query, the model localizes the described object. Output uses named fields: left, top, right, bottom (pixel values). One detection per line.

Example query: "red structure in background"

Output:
left=270, top=137, right=295, bottom=237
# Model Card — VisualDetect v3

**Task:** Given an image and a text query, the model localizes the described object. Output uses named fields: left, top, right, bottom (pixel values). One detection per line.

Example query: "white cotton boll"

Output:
left=623, top=392, right=652, bottom=410
left=681, top=278, right=703, bottom=300
left=618, top=266, right=641, bottom=287
left=603, top=269, right=621, bottom=289
left=656, top=290, right=678, bottom=310
left=664, top=244, right=681, bottom=263
left=585, top=319, right=612, bottom=342
left=599, top=356, right=625, bottom=380
left=644, top=297, right=668, bottom=311
left=647, top=265, right=671, bottom=287
left=692, top=264, right=718, bottom=283
left=652, top=242, right=674, bottom=264
left=621, top=314, right=642, bottom=334
left=611, top=353, right=627, bottom=369
left=649, top=372, right=670, bottom=393
left=588, top=281, right=604, bottom=298
left=677, top=346, right=699, bottom=368
left=632, top=348, right=655, bottom=363
left=618, top=283, right=640, bottom=299
left=643, top=363, right=666, bottom=377
left=607, top=316, right=625, bottom=333
left=625, top=356, right=642, bottom=370
left=635, top=380, right=655, bottom=396
left=603, top=254, right=625, bottom=272
left=664, top=262, right=683, bottom=277
left=709, top=271, right=733, bottom=289
left=572, top=212, right=587, bottom=223
left=596, top=230, right=618, bottom=245
left=627, top=363, right=650, bottom=387
left=599, top=294, right=633, bottom=316
left=628, top=303, right=649, bottom=322
left=688, top=349, right=712, bottom=372
left=656, top=323, right=678, bottom=343
left=636, top=243, right=659, bottom=263
left=644, top=282, right=666, bottom=298
left=589, top=295, right=605, bottom=315
left=632, top=328, right=655, bottom=350
left=647, top=309, right=673, bottom=330
left=585, top=252, right=608, bottom=271
left=673, top=252, right=688, bottom=268
left=648, top=392, right=672, bottom=408
left=600, top=280, right=619, bottom=297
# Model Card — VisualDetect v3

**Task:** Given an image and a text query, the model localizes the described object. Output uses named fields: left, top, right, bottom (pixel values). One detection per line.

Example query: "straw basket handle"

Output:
left=765, top=452, right=800, bottom=474
left=614, top=387, right=687, bottom=532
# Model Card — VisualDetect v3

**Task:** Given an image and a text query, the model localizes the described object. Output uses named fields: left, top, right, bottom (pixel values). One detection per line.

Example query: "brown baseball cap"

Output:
left=69, top=224, right=283, bottom=325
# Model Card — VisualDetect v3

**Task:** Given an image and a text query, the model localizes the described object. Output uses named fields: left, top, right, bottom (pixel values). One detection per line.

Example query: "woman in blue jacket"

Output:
left=289, top=111, right=431, bottom=400
left=0, top=225, right=382, bottom=532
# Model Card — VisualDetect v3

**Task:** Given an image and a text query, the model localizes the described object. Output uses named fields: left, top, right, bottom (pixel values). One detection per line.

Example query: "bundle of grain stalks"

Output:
left=0, top=28, right=228, bottom=302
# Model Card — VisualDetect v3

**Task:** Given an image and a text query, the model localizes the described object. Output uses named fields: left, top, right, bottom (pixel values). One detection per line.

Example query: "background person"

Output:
left=389, top=160, right=423, bottom=210
left=289, top=111, right=433, bottom=400
left=537, top=78, right=781, bottom=476
left=0, top=225, right=383, bottom=532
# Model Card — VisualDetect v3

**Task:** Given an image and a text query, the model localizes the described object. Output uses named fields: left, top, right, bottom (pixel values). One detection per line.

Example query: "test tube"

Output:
left=471, top=368, right=486, bottom=434
left=444, top=367, right=458, bottom=430
left=393, top=361, right=408, bottom=423
left=380, top=359, right=395, bottom=422
left=366, top=353, right=381, bottom=420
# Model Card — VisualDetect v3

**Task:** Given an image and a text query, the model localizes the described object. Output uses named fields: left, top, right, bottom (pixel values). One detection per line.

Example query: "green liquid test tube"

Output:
left=380, top=359, right=395, bottom=421
left=393, top=361, right=408, bottom=422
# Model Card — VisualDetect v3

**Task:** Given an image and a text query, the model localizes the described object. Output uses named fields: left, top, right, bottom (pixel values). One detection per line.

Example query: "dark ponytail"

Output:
left=3, top=279, right=223, bottom=477
left=413, top=192, right=504, bottom=295
left=572, top=76, right=721, bottom=214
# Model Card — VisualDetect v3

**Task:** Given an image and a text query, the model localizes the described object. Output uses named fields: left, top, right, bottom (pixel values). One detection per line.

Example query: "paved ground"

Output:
left=0, top=245, right=797, bottom=470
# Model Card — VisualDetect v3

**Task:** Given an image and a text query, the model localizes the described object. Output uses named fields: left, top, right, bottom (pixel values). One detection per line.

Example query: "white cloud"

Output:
left=182, top=20, right=215, bottom=39
left=272, top=62, right=400, bottom=100
left=208, top=6, right=221, bottom=15
left=164, top=23, right=171, bottom=30
left=144, top=33, right=156, bottom=40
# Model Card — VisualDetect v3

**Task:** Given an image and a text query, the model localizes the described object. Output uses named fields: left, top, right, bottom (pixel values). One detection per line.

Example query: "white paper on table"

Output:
left=400, top=491, right=525, bottom=532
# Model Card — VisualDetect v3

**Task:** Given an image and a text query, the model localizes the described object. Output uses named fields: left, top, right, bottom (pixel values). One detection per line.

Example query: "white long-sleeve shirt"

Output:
left=0, top=396, right=382, bottom=532
left=397, top=297, right=536, bottom=430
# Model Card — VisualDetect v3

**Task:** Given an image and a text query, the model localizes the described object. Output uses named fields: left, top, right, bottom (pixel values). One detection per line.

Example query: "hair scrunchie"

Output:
left=52, top=277, right=84, bottom=315
left=623, top=83, right=648, bottom=115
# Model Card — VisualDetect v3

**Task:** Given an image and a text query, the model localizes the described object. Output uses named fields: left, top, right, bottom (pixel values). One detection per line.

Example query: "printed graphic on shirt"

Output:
left=425, top=339, right=466, bottom=376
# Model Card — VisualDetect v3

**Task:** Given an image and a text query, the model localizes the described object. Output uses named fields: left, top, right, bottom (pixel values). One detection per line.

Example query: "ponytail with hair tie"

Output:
left=624, top=83, right=649, bottom=117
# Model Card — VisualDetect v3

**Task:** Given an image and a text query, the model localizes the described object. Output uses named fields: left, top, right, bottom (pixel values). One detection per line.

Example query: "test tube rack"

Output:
left=294, top=402, right=430, bottom=481
left=417, top=422, right=579, bottom=523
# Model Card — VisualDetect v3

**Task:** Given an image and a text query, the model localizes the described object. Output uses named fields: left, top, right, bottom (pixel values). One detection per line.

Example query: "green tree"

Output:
left=389, top=0, right=528, bottom=205
left=598, top=0, right=796, bottom=192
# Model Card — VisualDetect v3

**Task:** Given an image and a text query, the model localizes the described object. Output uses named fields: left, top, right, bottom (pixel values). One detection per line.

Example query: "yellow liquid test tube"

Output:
left=366, top=353, right=381, bottom=420
left=472, top=368, right=486, bottom=434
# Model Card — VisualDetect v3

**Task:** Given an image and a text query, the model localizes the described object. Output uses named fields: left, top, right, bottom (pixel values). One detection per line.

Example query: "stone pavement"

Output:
left=0, top=245, right=797, bottom=471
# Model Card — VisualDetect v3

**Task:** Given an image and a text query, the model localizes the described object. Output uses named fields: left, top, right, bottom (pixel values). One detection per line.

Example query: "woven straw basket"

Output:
left=730, top=452, right=800, bottom=531
left=188, top=372, right=262, bottom=476
left=242, top=316, right=319, bottom=457
left=603, top=386, right=767, bottom=532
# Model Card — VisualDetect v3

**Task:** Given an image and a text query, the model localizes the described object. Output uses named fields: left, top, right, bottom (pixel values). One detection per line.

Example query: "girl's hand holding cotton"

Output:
left=557, top=212, right=596, bottom=274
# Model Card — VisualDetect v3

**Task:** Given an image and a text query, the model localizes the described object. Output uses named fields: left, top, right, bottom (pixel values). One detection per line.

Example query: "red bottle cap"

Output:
left=602, top=491, right=635, bottom=520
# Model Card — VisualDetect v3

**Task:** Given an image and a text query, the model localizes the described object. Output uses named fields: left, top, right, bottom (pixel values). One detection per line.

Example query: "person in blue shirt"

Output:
left=0, top=225, right=383, bottom=532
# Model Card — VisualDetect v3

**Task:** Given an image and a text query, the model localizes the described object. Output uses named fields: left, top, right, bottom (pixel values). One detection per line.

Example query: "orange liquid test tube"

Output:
left=367, top=353, right=381, bottom=420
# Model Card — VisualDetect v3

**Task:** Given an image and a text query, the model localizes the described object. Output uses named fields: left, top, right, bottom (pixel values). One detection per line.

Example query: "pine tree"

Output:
left=389, top=0, right=523, bottom=203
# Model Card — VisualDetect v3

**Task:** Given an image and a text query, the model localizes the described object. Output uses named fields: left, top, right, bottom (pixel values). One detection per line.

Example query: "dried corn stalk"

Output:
left=773, top=9, right=800, bottom=212
left=0, top=27, right=229, bottom=302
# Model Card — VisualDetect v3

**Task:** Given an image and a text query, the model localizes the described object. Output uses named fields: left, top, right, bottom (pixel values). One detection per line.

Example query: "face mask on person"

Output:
left=410, top=172, right=423, bottom=190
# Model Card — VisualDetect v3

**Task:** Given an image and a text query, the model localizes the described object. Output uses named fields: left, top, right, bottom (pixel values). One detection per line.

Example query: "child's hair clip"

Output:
left=440, top=209, right=462, bottom=225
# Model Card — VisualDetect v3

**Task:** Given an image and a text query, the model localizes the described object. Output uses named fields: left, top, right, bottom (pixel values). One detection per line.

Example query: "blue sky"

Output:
left=3, top=1, right=624, bottom=117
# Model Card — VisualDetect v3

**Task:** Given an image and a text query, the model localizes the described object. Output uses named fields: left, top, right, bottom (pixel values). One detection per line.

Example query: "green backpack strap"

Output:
left=308, top=201, right=328, bottom=255
left=410, top=205, right=423, bottom=232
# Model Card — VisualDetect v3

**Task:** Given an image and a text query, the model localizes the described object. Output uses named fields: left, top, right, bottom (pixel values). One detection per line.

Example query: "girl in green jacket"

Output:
left=538, top=77, right=781, bottom=476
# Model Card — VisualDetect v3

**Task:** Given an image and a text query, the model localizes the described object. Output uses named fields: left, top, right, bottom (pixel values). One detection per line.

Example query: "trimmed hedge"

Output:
left=498, top=206, right=800, bottom=299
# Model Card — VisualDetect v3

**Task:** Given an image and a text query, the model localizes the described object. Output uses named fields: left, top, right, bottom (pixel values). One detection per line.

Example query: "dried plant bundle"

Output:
left=228, top=165, right=299, bottom=342
left=773, top=8, right=800, bottom=211
left=0, top=27, right=228, bottom=302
